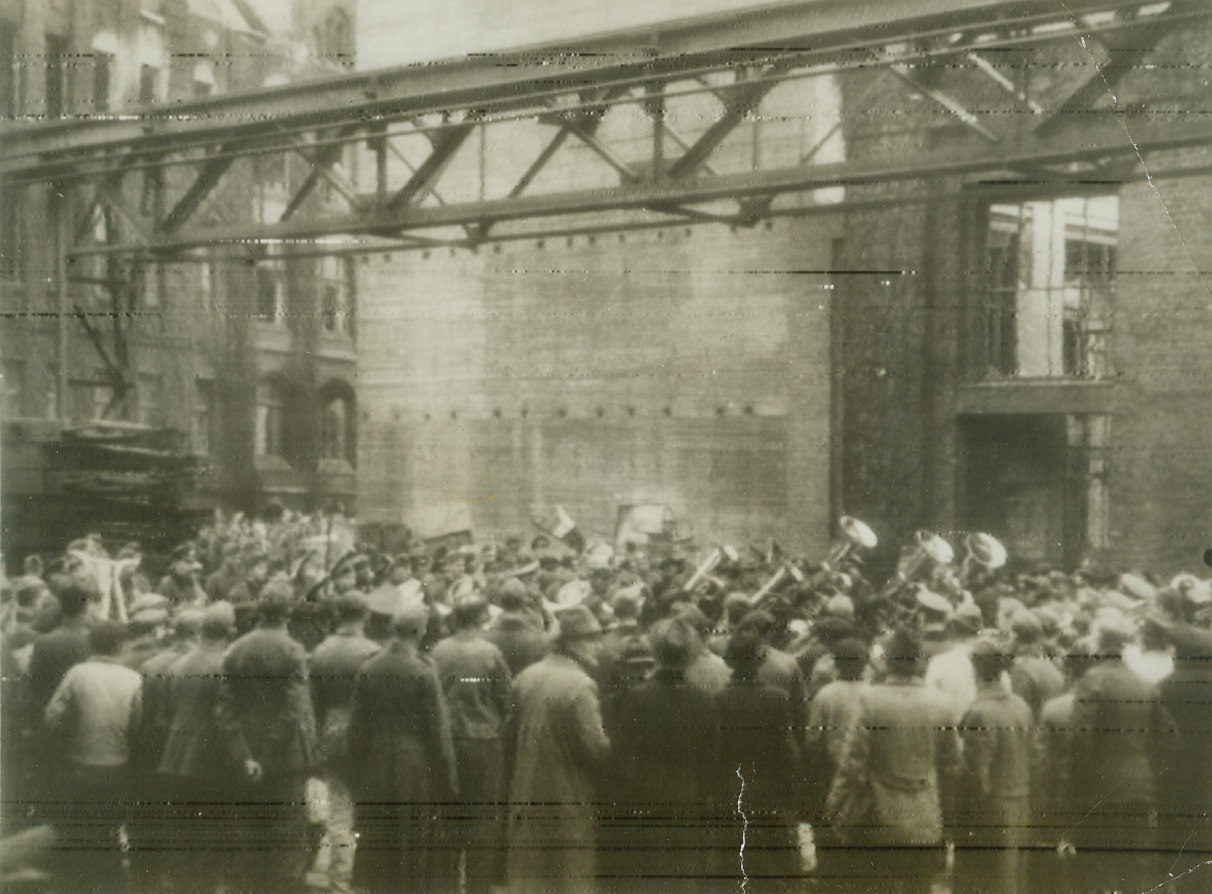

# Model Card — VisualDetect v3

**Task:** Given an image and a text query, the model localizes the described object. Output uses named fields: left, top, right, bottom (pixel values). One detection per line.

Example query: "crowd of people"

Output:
left=2, top=508, right=1212, bottom=894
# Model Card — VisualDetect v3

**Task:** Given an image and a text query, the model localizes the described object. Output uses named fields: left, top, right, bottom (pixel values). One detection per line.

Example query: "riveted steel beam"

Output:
left=67, top=114, right=1212, bottom=258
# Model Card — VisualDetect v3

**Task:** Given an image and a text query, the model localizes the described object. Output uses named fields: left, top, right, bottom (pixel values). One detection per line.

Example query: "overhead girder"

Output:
left=0, top=0, right=1197, bottom=180
left=65, top=114, right=1212, bottom=258
left=1, top=0, right=1206, bottom=262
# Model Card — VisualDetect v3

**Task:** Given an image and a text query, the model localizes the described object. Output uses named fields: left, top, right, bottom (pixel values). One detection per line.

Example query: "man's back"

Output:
left=45, top=657, right=143, bottom=768
left=310, top=631, right=381, bottom=723
left=431, top=632, right=511, bottom=740
left=1071, top=661, right=1175, bottom=806
left=158, top=644, right=227, bottom=779
left=219, top=627, right=316, bottom=774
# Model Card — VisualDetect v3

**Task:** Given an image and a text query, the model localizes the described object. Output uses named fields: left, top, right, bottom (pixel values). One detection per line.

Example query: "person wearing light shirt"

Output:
left=44, top=620, right=143, bottom=894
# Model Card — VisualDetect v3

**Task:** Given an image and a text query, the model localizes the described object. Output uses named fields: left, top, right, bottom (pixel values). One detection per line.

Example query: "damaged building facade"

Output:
left=0, top=0, right=359, bottom=517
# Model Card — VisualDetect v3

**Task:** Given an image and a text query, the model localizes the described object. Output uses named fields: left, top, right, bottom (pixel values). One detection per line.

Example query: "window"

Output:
left=0, top=24, right=17, bottom=117
left=0, top=185, right=22, bottom=288
left=319, top=256, right=351, bottom=335
left=319, top=10, right=353, bottom=68
left=137, top=374, right=164, bottom=425
left=193, top=379, right=213, bottom=454
left=193, top=61, right=215, bottom=99
left=254, top=267, right=284, bottom=323
left=255, top=379, right=288, bottom=458
left=139, top=64, right=159, bottom=104
left=2, top=360, right=23, bottom=418
left=142, top=262, right=160, bottom=308
left=45, top=34, right=66, bottom=118
left=322, top=395, right=348, bottom=462
left=93, top=52, right=114, bottom=113
left=70, top=379, right=110, bottom=420
left=982, top=195, right=1117, bottom=379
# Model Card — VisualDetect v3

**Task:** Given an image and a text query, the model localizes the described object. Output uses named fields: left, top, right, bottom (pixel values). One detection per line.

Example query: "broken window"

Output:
left=982, top=195, right=1117, bottom=378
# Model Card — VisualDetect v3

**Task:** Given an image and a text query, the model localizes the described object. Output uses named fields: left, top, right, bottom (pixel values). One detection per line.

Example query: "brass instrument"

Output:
left=880, top=529, right=954, bottom=600
left=960, top=532, right=1007, bottom=584
left=682, top=548, right=722, bottom=593
left=825, top=516, right=879, bottom=570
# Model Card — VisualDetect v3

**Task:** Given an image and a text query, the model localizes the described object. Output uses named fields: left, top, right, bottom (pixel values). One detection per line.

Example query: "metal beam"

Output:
left=159, top=150, right=236, bottom=234
left=890, top=64, right=1000, bottom=143
left=70, top=114, right=1212, bottom=257
left=667, top=67, right=785, bottom=179
left=565, top=117, right=641, bottom=183
left=280, top=125, right=361, bottom=221
left=0, top=0, right=1182, bottom=179
left=384, top=121, right=475, bottom=211
left=508, top=126, right=573, bottom=198
left=1034, top=12, right=1187, bottom=137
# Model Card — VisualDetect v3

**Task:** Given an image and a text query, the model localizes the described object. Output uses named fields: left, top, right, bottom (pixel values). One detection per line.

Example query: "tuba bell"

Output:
left=825, top=516, right=879, bottom=570
left=961, top=532, right=1007, bottom=579
left=882, top=529, right=954, bottom=598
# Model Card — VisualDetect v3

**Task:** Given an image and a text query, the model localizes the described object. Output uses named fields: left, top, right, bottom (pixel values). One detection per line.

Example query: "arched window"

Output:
left=319, top=9, right=353, bottom=68
left=320, top=382, right=356, bottom=466
left=256, top=378, right=289, bottom=459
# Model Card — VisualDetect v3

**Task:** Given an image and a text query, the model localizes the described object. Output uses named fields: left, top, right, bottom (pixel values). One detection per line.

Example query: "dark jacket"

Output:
left=1070, top=660, right=1176, bottom=808
left=28, top=618, right=92, bottom=711
left=310, top=630, right=381, bottom=767
left=217, top=626, right=317, bottom=775
left=714, top=678, right=803, bottom=818
left=431, top=631, right=511, bottom=740
left=1159, top=655, right=1212, bottom=845
left=347, top=640, right=457, bottom=799
left=157, top=642, right=231, bottom=781
left=603, top=667, right=719, bottom=884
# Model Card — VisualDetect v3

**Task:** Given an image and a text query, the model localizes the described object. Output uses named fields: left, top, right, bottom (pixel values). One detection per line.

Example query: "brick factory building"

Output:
left=354, top=2, right=1212, bottom=574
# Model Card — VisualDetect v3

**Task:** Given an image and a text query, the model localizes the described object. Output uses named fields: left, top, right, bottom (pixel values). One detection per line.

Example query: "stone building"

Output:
left=0, top=0, right=360, bottom=514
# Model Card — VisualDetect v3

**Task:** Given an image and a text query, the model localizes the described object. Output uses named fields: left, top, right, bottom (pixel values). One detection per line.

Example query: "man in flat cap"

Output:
left=505, top=604, right=610, bottom=894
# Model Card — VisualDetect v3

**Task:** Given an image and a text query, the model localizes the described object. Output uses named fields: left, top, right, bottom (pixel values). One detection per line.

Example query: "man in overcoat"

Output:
left=603, top=615, right=720, bottom=891
left=309, top=592, right=382, bottom=894
left=505, top=604, right=610, bottom=894
left=827, top=628, right=962, bottom=894
left=155, top=602, right=236, bottom=893
left=217, top=588, right=318, bottom=891
left=1068, top=619, right=1176, bottom=894
left=431, top=597, right=512, bottom=894
left=348, top=605, right=458, bottom=894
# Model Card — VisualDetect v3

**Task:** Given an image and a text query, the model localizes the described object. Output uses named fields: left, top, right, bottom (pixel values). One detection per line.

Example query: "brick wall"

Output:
left=358, top=217, right=835, bottom=550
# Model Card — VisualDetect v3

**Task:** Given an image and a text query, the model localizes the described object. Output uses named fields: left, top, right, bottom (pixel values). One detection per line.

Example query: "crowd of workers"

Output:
left=2, top=509, right=1212, bottom=894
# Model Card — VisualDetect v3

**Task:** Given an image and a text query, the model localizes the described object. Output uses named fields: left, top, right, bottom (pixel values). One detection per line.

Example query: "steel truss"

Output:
left=2, top=0, right=1209, bottom=263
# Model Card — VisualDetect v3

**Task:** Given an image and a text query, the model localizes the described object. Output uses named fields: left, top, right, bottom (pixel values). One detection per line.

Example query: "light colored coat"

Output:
left=828, top=677, right=962, bottom=846
left=506, top=652, right=610, bottom=893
